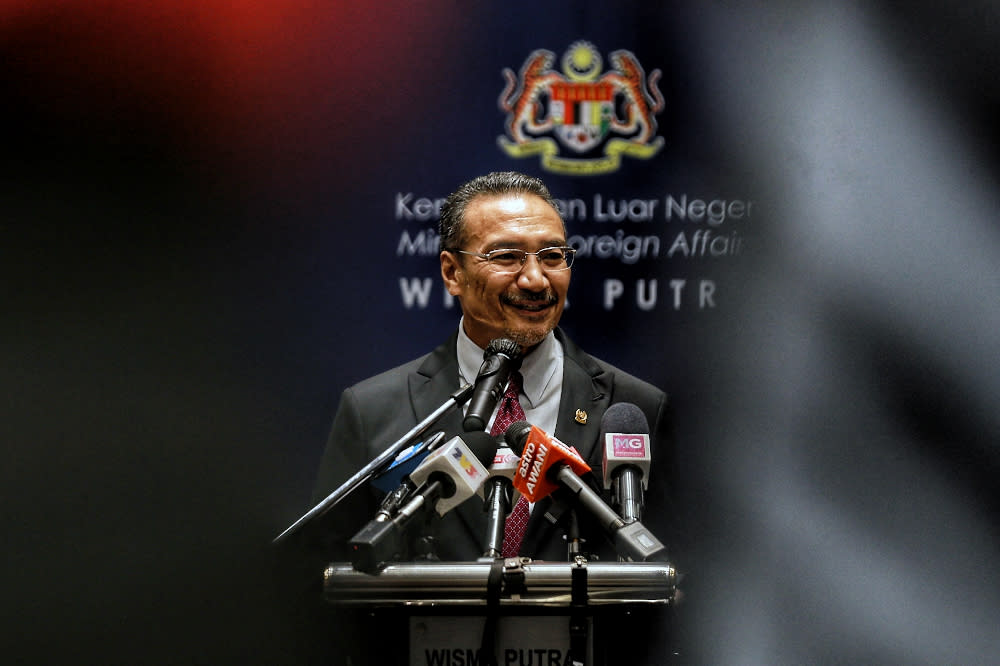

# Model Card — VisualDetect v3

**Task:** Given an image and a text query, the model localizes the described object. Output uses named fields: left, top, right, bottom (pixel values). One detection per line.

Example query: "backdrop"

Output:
left=4, top=1, right=999, bottom=663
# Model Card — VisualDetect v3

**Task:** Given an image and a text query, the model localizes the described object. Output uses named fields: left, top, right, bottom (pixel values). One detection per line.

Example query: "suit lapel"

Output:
left=409, top=331, right=463, bottom=430
left=408, top=332, right=490, bottom=554
left=554, top=355, right=611, bottom=463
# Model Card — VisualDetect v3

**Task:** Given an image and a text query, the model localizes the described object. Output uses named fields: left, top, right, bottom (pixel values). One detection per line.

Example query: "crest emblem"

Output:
left=498, top=42, right=665, bottom=175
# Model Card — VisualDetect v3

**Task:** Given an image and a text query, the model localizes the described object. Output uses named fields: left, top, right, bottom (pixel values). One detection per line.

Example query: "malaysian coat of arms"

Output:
left=498, top=42, right=665, bottom=175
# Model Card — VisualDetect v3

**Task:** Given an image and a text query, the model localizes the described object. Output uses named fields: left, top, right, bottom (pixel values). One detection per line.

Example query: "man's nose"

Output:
left=516, top=254, right=549, bottom=288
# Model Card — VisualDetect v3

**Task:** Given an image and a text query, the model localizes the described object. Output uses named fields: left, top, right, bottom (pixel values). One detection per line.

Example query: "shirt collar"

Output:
left=456, top=318, right=562, bottom=409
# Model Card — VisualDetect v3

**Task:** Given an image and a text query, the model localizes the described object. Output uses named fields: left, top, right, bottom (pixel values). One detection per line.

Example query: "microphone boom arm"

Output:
left=272, top=383, right=475, bottom=544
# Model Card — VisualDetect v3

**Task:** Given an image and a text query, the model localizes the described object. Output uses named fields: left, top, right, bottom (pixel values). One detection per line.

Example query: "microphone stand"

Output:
left=480, top=477, right=513, bottom=559
left=565, top=509, right=582, bottom=560
left=272, top=383, right=474, bottom=544
left=612, top=466, right=645, bottom=524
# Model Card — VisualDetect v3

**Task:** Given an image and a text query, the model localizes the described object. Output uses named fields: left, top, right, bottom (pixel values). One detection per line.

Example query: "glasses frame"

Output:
left=454, top=246, right=577, bottom=273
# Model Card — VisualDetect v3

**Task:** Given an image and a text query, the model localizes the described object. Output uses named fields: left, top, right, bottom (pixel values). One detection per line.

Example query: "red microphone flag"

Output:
left=511, top=425, right=591, bottom=502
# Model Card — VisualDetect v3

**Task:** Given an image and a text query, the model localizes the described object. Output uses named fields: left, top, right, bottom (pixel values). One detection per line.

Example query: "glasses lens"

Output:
left=538, top=248, right=572, bottom=269
left=486, top=250, right=526, bottom=270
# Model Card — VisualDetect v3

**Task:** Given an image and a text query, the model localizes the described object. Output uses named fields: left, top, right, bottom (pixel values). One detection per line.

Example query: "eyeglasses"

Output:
left=455, top=246, right=576, bottom=273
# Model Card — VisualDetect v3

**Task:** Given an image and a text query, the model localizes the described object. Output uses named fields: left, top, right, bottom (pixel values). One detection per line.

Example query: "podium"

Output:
left=323, top=558, right=678, bottom=665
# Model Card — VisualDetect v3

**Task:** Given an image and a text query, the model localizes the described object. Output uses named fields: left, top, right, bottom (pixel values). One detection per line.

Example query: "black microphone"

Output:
left=600, top=403, right=651, bottom=525
left=349, top=431, right=498, bottom=572
left=504, top=421, right=666, bottom=562
left=462, top=338, right=523, bottom=432
left=481, top=445, right=520, bottom=559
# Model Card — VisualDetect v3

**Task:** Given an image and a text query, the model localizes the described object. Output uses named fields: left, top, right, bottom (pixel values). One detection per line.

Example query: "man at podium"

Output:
left=311, top=171, right=676, bottom=564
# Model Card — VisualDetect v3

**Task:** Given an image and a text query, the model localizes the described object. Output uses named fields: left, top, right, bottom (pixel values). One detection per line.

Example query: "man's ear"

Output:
left=440, top=251, right=463, bottom=296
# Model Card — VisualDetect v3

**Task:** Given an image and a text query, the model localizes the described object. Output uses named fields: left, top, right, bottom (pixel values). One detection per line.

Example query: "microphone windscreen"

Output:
left=462, top=430, right=503, bottom=466
left=503, top=420, right=533, bottom=455
left=599, top=402, right=650, bottom=436
left=486, top=337, right=523, bottom=362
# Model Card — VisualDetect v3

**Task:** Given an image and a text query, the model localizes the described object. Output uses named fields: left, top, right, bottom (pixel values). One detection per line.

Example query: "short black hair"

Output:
left=438, top=171, right=562, bottom=252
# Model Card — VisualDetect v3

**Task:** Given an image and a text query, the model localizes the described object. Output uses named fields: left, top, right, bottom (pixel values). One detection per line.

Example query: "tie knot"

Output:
left=490, top=371, right=526, bottom=437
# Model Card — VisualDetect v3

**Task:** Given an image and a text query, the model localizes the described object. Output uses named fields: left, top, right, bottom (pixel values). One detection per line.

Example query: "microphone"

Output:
left=481, top=445, right=521, bottom=559
left=600, top=403, right=651, bottom=524
left=349, top=431, right=497, bottom=572
left=371, top=431, right=447, bottom=520
left=462, top=338, right=523, bottom=432
left=504, top=421, right=666, bottom=562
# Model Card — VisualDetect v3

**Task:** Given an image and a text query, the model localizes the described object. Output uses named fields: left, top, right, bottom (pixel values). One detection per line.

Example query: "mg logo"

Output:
left=611, top=434, right=647, bottom=457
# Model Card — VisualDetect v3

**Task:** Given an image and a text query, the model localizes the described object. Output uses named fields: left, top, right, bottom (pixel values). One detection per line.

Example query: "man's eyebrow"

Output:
left=483, top=239, right=568, bottom=249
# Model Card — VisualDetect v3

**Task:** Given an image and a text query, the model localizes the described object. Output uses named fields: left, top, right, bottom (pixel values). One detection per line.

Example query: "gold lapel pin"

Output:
left=574, top=409, right=588, bottom=424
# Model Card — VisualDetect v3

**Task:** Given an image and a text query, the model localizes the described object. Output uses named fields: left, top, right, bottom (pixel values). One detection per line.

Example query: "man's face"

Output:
left=440, top=193, right=570, bottom=350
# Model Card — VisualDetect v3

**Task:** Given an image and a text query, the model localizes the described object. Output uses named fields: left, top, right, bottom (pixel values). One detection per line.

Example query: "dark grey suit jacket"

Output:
left=311, top=327, right=675, bottom=563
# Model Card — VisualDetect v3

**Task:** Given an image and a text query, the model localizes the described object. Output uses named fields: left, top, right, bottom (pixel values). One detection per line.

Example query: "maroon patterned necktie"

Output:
left=490, top=372, right=530, bottom=558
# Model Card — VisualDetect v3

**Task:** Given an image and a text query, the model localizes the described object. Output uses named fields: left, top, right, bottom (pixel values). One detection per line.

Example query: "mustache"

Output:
left=502, top=290, right=559, bottom=307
